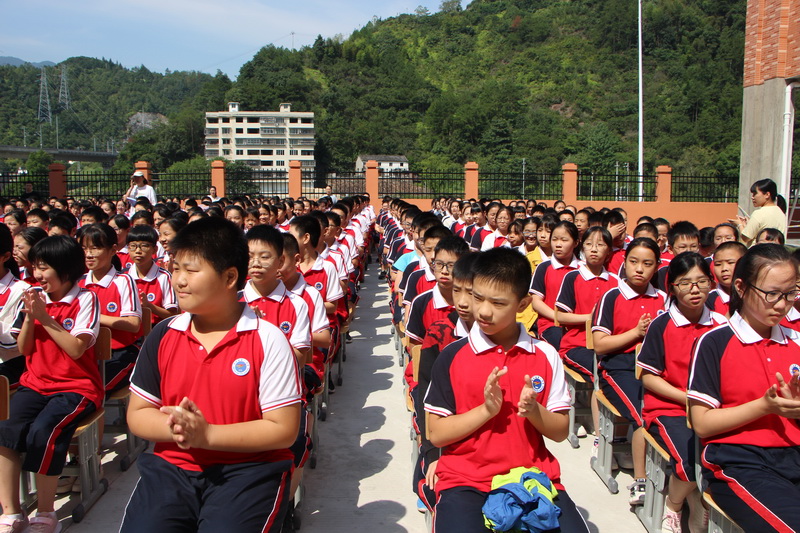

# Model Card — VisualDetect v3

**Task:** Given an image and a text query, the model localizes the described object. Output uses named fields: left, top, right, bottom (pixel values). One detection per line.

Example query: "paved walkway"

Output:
left=55, top=270, right=646, bottom=532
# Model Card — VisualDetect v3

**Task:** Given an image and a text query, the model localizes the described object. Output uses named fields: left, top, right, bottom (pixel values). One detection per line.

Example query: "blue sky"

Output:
left=1, top=0, right=461, bottom=78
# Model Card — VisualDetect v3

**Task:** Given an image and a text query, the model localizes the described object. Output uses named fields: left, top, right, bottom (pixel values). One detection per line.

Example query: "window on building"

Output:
left=261, top=161, right=273, bottom=166
left=222, top=149, right=230, bottom=155
left=247, top=128, right=259, bottom=134
left=276, top=160, right=285, bottom=166
left=301, top=150, right=314, bottom=156
left=236, top=118, right=244, bottom=123
left=301, top=118, right=313, bottom=124
left=207, top=117, right=219, bottom=124
left=221, top=118, right=229, bottom=123
left=235, top=150, right=243, bottom=155
left=236, top=128, right=243, bottom=134
left=261, top=150, right=273, bottom=155
left=289, top=118, right=298, bottom=123
left=247, top=117, right=258, bottom=123
left=275, top=150, right=285, bottom=155
left=221, top=128, right=230, bottom=134
left=222, top=139, right=231, bottom=145
left=289, top=149, right=298, bottom=155
left=247, top=150, right=260, bottom=155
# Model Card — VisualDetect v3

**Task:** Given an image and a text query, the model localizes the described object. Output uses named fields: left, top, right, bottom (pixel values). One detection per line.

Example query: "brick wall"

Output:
left=744, top=0, right=800, bottom=87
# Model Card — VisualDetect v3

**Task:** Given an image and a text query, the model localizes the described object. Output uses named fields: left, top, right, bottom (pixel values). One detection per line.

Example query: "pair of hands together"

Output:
left=764, top=371, right=800, bottom=419
left=484, top=366, right=539, bottom=419
left=161, top=397, right=209, bottom=450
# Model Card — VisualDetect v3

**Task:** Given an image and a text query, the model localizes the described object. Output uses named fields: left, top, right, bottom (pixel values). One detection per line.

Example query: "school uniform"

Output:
left=555, top=265, right=619, bottom=379
left=17, top=267, right=37, bottom=287
left=240, top=281, right=311, bottom=354
left=122, top=307, right=302, bottom=533
left=0, top=271, right=29, bottom=387
left=79, top=265, right=142, bottom=393
left=592, top=280, right=666, bottom=426
left=606, top=247, right=626, bottom=278
left=301, top=255, right=345, bottom=307
left=688, top=313, right=800, bottom=532
left=530, top=255, right=580, bottom=350
left=780, top=306, right=800, bottom=332
left=127, top=262, right=178, bottom=338
left=479, top=229, right=510, bottom=251
left=402, top=262, right=437, bottom=307
left=637, top=304, right=726, bottom=482
left=469, top=224, right=492, bottom=251
left=705, top=287, right=730, bottom=317
left=0, top=285, right=101, bottom=476
left=117, top=246, right=133, bottom=270
left=424, top=323, right=588, bottom=533
left=405, top=285, right=455, bottom=344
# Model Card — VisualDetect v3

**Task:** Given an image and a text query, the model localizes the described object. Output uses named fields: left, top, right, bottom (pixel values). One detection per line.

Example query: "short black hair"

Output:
left=422, top=225, right=451, bottom=243
left=127, top=225, right=159, bottom=245
left=79, top=223, right=117, bottom=249
left=434, top=235, right=469, bottom=258
left=30, top=235, right=86, bottom=284
left=282, top=232, right=300, bottom=257
left=26, top=208, right=48, bottom=221
left=49, top=215, right=76, bottom=233
left=170, top=218, right=248, bottom=290
left=667, top=221, right=699, bottom=247
left=714, top=240, right=747, bottom=257
left=452, top=252, right=479, bottom=282
left=81, top=206, right=108, bottom=223
left=472, top=248, right=531, bottom=299
left=289, top=215, right=321, bottom=248
left=130, top=210, right=154, bottom=226
left=246, top=224, right=284, bottom=256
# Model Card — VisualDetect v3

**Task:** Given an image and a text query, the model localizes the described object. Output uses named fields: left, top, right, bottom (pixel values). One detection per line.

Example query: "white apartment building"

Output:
left=355, top=154, right=409, bottom=172
left=204, top=102, right=315, bottom=171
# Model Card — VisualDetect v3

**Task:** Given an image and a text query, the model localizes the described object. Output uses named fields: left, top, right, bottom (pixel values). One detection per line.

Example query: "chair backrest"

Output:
left=553, top=307, right=560, bottom=327
left=585, top=318, right=594, bottom=350
left=0, top=375, right=9, bottom=421
left=411, top=344, right=422, bottom=382
left=96, top=327, right=112, bottom=362
left=141, top=308, right=152, bottom=337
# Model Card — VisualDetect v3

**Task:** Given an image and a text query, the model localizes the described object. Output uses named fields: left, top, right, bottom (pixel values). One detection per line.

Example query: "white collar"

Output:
left=729, top=312, right=787, bottom=345
left=0, top=271, right=14, bottom=294
left=243, top=279, right=287, bottom=303
left=668, top=302, right=716, bottom=327
left=550, top=254, right=580, bottom=270
left=128, top=262, right=160, bottom=282
left=454, top=317, right=470, bottom=338
left=44, top=283, right=82, bottom=305
left=170, top=305, right=259, bottom=333
left=578, top=264, right=609, bottom=281
left=423, top=261, right=436, bottom=282
left=431, top=284, right=451, bottom=310
left=617, top=279, right=661, bottom=300
left=86, top=265, right=117, bottom=288
left=714, top=287, right=730, bottom=303
left=467, top=322, right=535, bottom=354
left=786, top=306, right=800, bottom=322
left=287, top=274, right=307, bottom=296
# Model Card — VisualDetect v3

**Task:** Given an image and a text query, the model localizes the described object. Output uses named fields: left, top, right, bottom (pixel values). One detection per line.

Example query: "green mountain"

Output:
left=232, top=0, right=748, bottom=176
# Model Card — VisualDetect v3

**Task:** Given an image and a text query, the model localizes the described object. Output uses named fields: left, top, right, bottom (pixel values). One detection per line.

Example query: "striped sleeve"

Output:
left=257, top=321, right=303, bottom=412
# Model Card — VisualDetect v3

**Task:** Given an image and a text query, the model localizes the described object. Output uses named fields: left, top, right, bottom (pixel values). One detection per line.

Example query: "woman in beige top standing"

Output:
left=729, top=178, right=786, bottom=246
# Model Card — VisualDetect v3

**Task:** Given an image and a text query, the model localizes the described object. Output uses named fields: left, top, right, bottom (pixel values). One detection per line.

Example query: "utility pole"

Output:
left=58, top=66, right=71, bottom=110
left=22, top=127, right=26, bottom=147
left=37, top=68, right=52, bottom=125
left=521, top=158, right=526, bottom=198
left=637, top=0, right=644, bottom=201
left=55, top=115, right=59, bottom=150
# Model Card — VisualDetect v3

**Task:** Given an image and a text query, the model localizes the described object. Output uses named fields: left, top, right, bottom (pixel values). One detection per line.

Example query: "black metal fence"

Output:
left=65, top=171, right=133, bottom=199
left=379, top=170, right=463, bottom=199
left=0, top=173, right=49, bottom=199
left=578, top=171, right=657, bottom=201
left=671, top=175, right=739, bottom=203
left=231, top=170, right=288, bottom=198
left=151, top=171, right=211, bottom=199
left=299, top=171, right=367, bottom=198
left=479, top=172, right=562, bottom=200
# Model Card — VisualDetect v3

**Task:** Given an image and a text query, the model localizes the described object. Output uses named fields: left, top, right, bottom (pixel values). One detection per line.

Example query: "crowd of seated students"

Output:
left=381, top=177, right=800, bottom=533
left=0, top=182, right=374, bottom=533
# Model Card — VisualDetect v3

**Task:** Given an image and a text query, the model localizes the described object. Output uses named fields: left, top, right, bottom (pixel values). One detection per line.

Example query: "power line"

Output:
left=37, top=68, right=52, bottom=124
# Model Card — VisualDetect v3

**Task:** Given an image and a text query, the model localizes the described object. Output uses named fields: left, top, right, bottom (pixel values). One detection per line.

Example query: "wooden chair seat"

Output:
left=703, top=492, right=744, bottom=533
left=642, top=428, right=670, bottom=462
left=594, top=389, right=622, bottom=418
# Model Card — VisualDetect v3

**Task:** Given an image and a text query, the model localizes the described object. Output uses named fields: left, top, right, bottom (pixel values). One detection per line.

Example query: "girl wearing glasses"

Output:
left=688, top=244, right=800, bottom=531
left=637, top=252, right=727, bottom=532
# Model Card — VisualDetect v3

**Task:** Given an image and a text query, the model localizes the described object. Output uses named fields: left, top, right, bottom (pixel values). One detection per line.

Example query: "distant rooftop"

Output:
left=357, top=154, right=408, bottom=163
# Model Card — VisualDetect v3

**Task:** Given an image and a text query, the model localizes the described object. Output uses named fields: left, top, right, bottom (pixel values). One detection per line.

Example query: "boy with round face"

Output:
left=708, top=241, right=746, bottom=317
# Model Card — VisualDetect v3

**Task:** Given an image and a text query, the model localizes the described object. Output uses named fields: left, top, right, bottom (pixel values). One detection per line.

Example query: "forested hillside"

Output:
left=0, top=0, right=758, bottom=176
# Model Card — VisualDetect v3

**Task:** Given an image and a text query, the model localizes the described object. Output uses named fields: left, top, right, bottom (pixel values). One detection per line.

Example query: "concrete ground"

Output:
left=53, top=270, right=646, bottom=532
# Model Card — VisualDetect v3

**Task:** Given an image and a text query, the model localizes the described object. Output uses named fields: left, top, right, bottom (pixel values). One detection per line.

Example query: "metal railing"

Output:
left=327, top=172, right=367, bottom=197
left=0, top=173, right=49, bottom=200
left=379, top=170, right=463, bottom=199
left=479, top=171, right=562, bottom=200
left=229, top=170, right=288, bottom=197
left=671, top=175, right=739, bottom=203
left=578, top=171, right=657, bottom=201
left=65, top=171, right=133, bottom=199
left=150, top=171, right=211, bottom=200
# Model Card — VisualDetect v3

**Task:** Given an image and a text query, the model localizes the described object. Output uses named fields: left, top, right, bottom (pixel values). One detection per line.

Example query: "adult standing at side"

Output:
left=729, top=178, right=786, bottom=246
left=125, top=171, right=157, bottom=208
left=325, top=185, right=338, bottom=204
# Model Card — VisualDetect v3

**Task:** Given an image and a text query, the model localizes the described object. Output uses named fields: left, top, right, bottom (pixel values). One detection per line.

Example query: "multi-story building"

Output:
left=355, top=154, right=409, bottom=172
left=204, top=102, right=315, bottom=171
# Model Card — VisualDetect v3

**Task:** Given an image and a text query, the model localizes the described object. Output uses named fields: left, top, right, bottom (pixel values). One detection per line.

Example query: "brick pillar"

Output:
left=656, top=165, right=672, bottom=202
left=366, top=160, right=379, bottom=206
left=134, top=161, right=152, bottom=184
left=464, top=162, right=479, bottom=200
left=561, top=163, right=578, bottom=203
left=288, top=161, right=302, bottom=199
left=211, top=160, right=226, bottom=198
left=48, top=163, right=66, bottom=198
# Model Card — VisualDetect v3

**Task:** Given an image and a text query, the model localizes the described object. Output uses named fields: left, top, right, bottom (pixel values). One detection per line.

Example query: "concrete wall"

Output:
left=739, top=78, right=790, bottom=213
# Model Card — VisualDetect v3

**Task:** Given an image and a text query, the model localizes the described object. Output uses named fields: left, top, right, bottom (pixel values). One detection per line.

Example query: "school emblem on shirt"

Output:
left=147, top=293, right=156, bottom=302
left=232, top=358, right=250, bottom=376
left=106, top=302, right=118, bottom=313
left=314, top=282, right=323, bottom=291
left=531, top=375, right=545, bottom=393
left=280, top=321, right=292, bottom=334
left=790, top=364, right=800, bottom=377
left=62, top=318, right=74, bottom=331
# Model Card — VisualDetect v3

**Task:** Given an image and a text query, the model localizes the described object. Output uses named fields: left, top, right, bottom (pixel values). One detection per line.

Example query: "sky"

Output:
left=1, top=0, right=462, bottom=79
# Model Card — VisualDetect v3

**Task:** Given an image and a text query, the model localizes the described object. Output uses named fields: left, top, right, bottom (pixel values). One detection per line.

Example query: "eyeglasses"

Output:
left=128, top=243, right=154, bottom=251
left=432, top=260, right=456, bottom=272
left=523, top=231, right=536, bottom=237
left=748, top=283, right=800, bottom=304
left=672, top=279, right=712, bottom=291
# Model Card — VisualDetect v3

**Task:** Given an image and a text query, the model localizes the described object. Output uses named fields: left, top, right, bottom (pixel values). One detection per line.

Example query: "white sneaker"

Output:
left=614, top=451, right=634, bottom=470
left=27, top=514, right=61, bottom=533
left=661, top=507, right=682, bottom=533
left=0, top=514, right=28, bottom=533
left=576, top=425, right=588, bottom=438
left=628, top=479, right=646, bottom=506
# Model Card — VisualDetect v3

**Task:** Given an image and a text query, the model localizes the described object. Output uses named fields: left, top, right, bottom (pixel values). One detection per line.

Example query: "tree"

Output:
left=439, top=0, right=461, bottom=13
left=26, top=150, right=53, bottom=175
left=414, top=5, right=431, bottom=16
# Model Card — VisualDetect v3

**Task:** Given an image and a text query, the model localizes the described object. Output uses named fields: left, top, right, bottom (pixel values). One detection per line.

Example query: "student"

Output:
left=25, top=209, right=48, bottom=231
left=405, top=237, right=468, bottom=346
left=157, top=218, right=186, bottom=272
left=0, top=236, right=101, bottom=533
left=637, top=253, right=726, bottom=532
left=12, top=227, right=47, bottom=286
left=224, top=205, right=245, bottom=230
left=46, top=215, right=75, bottom=238
left=290, top=215, right=344, bottom=318
left=424, top=247, right=589, bottom=533
left=754, top=227, right=785, bottom=245
left=574, top=209, right=591, bottom=239
left=506, top=219, right=524, bottom=250
left=3, top=210, right=26, bottom=238
left=530, top=221, right=581, bottom=350
left=707, top=241, right=746, bottom=317
left=688, top=244, right=800, bottom=532
left=242, top=225, right=311, bottom=363
left=480, top=206, right=513, bottom=250
left=78, top=224, right=142, bottom=393
left=121, top=217, right=301, bottom=533
left=655, top=221, right=700, bottom=291
left=0, top=225, right=28, bottom=389
left=125, top=226, right=179, bottom=337
left=528, top=214, right=556, bottom=270
left=712, top=223, right=739, bottom=249
left=402, top=225, right=451, bottom=313
left=110, top=214, right=132, bottom=269
left=469, top=202, right=499, bottom=251
left=414, top=252, right=478, bottom=512
left=592, top=237, right=666, bottom=505
left=603, top=210, right=629, bottom=276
